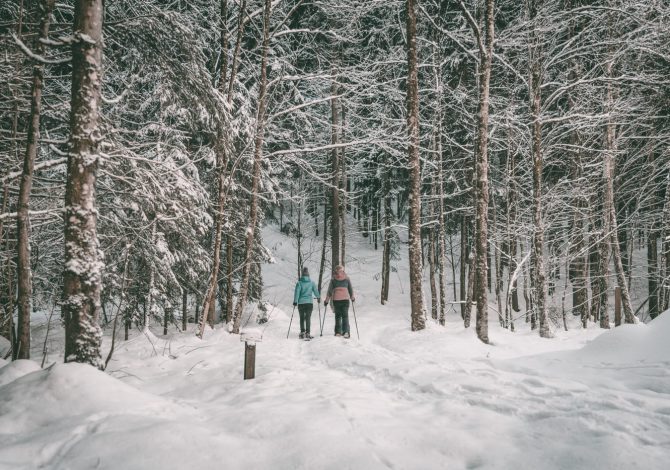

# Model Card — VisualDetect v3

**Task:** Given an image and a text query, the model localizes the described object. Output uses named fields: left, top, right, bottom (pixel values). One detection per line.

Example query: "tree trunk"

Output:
left=227, top=0, right=246, bottom=101
left=232, top=0, right=271, bottom=334
left=528, top=0, right=550, bottom=339
left=460, top=217, right=468, bottom=320
left=63, top=0, right=104, bottom=367
left=219, top=0, right=229, bottom=90
left=603, top=38, right=635, bottom=325
left=330, top=77, right=341, bottom=270
left=472, top=0, right=495, bottom=343
left=406, top=0, right=425, bottom=331
left=566, top=0, right=589, bottom=327
left=437, top=146, right=447, bottom=326
left=16, top=0, right=55, bottom=360
left=226, top=235, right=233, bottom=323
left=297, top=179, right=303, bottom=278
left=429, top=226, right=438, bottom=320
left=660, top=176, right=670, bottom=312
left=318, top=199, right=328, bottom=293
left=588, top=221, right=601, bottom=323
left=182, top=291, right=188, bottom=331
left=492, top=192, right=503, bottom=326
left=648, top=230, right=659, bottom=319
left=340, top=108, right=347, bottom=265
left=504, top=124, right=518, bottom=330
left=381, top=184, right=391, bottom=305
left=196, top=0, right=234, bottom=338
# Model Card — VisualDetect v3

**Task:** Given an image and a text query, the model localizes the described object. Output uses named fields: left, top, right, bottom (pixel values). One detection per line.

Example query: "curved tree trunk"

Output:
left=232, top=0, right=271, bottom=334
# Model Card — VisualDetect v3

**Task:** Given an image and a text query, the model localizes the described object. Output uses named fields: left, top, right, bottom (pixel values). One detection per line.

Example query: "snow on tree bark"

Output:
left=330, top=77, right=341, bottom=270
left=406, top=0, right=425, bottom=331
left=63, top=0, right=105, bottom=368
left=16, top=0, right=55, bottom=360
left=603, top=42, right=636, bottom=325
left=232, top=0, right=271, bottom=335
left=528, top=0, right=551, bottom=339
left=465, top=0, right=495, bottom=343
left=660, top=175, right=670, bottom=312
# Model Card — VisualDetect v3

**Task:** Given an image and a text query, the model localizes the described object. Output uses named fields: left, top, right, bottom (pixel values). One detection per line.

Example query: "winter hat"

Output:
left=302, top=266, right=309, bottom=276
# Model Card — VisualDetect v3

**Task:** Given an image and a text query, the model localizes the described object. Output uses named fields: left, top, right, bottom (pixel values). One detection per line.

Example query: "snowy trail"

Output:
left=1, top=226, right=669, bottom=469
left=102, top=300, right=669, bottom=470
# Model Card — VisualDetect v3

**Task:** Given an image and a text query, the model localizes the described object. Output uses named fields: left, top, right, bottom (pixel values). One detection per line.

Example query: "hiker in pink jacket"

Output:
left=324, top=265, right=355, bottom=338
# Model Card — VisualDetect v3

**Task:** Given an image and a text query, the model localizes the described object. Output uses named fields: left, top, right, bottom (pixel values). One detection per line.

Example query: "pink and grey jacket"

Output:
left=325, top=272, right=354, bottom=302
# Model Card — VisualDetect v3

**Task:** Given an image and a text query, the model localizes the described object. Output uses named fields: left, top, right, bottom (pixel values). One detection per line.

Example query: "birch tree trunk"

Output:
left=16, top=0, right=55, bottom=360
left=196, top=4, right=232, bottom=338
left=406, top=0, right=425, bottom=331
left=232, top=0, right=271, bottom=334
left=63, top=0, right=105, bottom=367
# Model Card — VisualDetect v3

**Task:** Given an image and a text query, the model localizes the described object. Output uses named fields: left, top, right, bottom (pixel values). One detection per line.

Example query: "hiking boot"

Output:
left=335, top=333, right=342, bottom=337
left=299, top=332, right=305, bottom=339
left=343, top=332, right=350, bottom=339
left=305, top=333, right=312, bottom=340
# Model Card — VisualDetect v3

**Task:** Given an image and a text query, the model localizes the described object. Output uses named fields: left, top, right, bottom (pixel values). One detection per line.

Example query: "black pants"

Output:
left=333, top=300, right=350, bottom=335
left=298, top=304, right=313, bottom=333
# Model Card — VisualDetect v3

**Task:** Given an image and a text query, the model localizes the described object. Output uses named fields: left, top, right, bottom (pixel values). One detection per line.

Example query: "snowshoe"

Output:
left=299, top=332, right=305, bottom=339
left=343, top=333, right=350, bottom=339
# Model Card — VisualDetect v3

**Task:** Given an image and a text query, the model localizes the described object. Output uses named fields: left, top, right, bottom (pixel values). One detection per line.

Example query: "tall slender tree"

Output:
left=232, top=0, right=271, bottom=334
left=406, top=0, right=425, bottom=331
left=15, top=0, right=55, bottom=360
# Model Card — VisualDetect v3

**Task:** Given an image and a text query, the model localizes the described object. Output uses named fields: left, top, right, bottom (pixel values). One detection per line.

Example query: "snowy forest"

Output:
left=1, top=1, right=669, bottom=469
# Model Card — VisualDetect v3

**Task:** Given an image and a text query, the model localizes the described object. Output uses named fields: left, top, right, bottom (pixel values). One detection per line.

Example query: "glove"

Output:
left=351, top=298, right=355, bottom=303
left=292, top=302, right=297, bottom=307
left=324, top=301, right=328, bottom=307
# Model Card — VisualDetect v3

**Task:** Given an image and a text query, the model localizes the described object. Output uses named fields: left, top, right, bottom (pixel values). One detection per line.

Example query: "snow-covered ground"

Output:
left=1, top=224, right=669, bottom=469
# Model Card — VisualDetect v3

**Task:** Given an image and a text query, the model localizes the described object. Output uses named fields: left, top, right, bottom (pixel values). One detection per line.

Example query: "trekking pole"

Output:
left=320, top=303, right=328, bottom=336
left=286, top=305, right=296, bottom=339
left=352, top=302, right=360, bottom=340
left=317, top=301, right=322, bottom=337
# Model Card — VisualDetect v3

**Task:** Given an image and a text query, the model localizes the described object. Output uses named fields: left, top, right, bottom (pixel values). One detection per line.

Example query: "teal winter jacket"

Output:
left=294, top=276, right=320, bottom=305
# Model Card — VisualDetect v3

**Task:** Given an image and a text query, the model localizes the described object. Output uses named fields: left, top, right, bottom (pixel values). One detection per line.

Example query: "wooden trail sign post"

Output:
left=614, top=286, right=622, bottom=327
left=241, top=329, right=262, bottom=380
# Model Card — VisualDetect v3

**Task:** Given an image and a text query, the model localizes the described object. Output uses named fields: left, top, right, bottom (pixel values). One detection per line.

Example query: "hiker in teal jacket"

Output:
left=293, top=267, right=320, bottom=339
